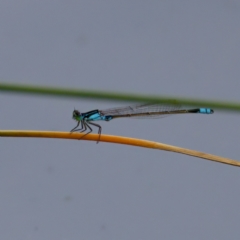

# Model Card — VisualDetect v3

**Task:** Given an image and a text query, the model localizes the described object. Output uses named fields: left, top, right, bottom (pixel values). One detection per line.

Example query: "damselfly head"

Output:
left=72, top=110, right=81, bottom=120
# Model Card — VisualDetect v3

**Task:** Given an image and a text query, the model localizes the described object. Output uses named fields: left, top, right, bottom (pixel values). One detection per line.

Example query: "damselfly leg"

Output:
left=71, top=120, right=102, bottom=143
left=70, top=120, right=83, bottom=132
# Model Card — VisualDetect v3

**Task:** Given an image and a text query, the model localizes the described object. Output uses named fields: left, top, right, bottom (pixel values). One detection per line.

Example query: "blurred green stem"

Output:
left=0, top=82, right=239, bottom=111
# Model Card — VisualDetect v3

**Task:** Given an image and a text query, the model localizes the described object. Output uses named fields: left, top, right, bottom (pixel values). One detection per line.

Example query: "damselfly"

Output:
left=70, top=103, right=214, bottom=143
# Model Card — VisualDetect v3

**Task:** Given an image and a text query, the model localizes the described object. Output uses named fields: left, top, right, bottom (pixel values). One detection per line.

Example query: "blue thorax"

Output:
left=81, top=110, right=113, bottom=121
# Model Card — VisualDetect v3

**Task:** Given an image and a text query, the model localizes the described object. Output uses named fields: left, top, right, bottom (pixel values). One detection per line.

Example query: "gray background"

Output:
left=0, top=1, right=240, bottom=239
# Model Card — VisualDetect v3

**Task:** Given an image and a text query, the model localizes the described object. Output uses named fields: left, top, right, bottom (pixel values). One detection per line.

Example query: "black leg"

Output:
left=79, top=121, right=87, bottom=133
left=88, top=121, right=102, bottom=144
left=70, top=121, right=83, bottom=132
left=76, top=121, right=88, bottom=140
left=78, top=122, right=92, bottom=140
left=72, top=120, right=102, bottom=143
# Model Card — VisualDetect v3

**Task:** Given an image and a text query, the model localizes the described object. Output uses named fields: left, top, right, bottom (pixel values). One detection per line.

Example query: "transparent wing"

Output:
left=99, top=103, right=181, bottom=119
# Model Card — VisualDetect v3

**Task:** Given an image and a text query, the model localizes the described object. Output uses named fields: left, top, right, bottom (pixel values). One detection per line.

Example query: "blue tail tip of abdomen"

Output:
left=199, top=108, right=214, bottom=114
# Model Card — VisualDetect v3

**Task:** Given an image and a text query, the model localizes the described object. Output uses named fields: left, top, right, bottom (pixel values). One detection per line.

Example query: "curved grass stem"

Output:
left=0, top=130, right=239, bottom=167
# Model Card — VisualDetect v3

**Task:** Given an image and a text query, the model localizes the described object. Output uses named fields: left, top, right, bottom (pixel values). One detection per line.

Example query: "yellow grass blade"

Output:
left=0, top=130, right=239, bottom=167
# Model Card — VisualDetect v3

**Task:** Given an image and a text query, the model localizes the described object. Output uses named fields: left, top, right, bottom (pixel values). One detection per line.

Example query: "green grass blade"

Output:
left=0, top=82, right=239, bottom=111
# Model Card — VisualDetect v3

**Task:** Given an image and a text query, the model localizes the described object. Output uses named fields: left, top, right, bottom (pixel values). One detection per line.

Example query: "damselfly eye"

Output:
left=72, top=110, right=80, bottom=118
